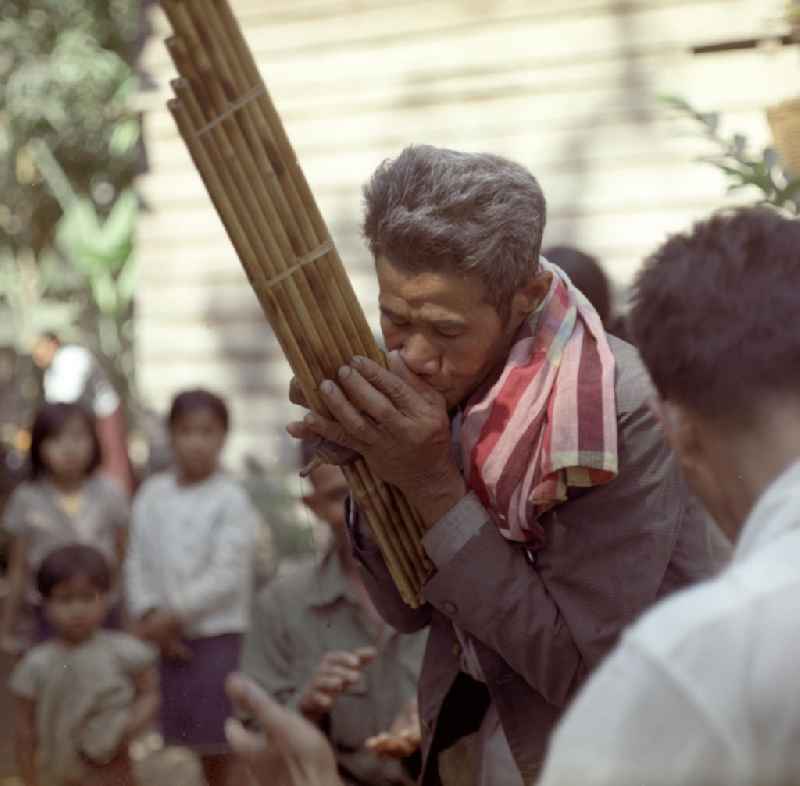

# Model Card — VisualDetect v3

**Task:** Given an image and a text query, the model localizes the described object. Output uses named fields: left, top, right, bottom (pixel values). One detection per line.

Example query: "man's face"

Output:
left=376, top=256, right=528, bottom=410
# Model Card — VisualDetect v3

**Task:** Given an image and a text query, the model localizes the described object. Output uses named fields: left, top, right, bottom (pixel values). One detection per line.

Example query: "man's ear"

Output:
left=657, top=399, right=719, bottom=487
left=510, top=270, right=552, bottom=322
left=654, top=399, right=696, bottom=456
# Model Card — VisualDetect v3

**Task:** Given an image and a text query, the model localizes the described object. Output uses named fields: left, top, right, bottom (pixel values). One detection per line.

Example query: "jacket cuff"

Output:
left=422, top=491, right=489, bottom=568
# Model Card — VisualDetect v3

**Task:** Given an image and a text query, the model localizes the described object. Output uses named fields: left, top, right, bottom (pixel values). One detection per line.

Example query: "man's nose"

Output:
left=400, top=333, right=439, bottom=376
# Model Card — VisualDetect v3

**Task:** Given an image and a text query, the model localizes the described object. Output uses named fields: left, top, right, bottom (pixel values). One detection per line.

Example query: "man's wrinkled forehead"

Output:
left=376, top=255, right=495, bottom=312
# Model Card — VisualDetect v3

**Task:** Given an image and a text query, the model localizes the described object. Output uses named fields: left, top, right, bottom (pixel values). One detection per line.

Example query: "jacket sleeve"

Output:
left=347, top=501, right=433, bottom=634
left=420, top=346, right=715, bottom=708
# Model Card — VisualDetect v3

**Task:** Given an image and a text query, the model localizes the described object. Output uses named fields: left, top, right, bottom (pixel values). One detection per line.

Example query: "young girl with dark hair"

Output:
left=0, top=403, right=130, bottom=653
left=126, top=388, right=259, bottom=786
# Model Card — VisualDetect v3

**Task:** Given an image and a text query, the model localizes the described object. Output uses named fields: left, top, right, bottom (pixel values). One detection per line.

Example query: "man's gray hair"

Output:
left=362, top=145, right=547, bottom=312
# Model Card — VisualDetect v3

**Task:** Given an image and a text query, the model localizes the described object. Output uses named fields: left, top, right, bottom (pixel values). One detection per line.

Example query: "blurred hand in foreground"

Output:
left=299, top=646, right=378, bottom=723
left=225, top=673, right=342, bottom=786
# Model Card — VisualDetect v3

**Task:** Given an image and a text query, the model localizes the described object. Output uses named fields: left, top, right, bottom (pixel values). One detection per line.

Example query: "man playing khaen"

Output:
left=225, top=204, right=800, bottom=786
left=288, top=145, right=725, bottom=785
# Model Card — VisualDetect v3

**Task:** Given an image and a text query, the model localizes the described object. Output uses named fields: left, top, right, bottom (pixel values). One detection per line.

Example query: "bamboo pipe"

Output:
left=161, top=0, right=429, bottom=604
left=174, top=80, right=419, bottom=595
left=177, top=0, right=379, bottom=364
left=173, top=75, right=424, bottom=587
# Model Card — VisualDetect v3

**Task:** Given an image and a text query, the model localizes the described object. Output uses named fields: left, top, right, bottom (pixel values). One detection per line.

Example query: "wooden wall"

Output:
left=135, top=0, right=797, bottom=468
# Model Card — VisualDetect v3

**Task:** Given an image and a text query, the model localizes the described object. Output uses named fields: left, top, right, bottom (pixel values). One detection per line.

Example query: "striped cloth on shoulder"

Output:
left=459, top=259, right=618, bottom=545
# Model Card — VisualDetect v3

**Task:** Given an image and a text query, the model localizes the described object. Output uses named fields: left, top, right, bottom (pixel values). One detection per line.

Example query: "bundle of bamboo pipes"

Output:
left=159, top=0, right=430, bottom=606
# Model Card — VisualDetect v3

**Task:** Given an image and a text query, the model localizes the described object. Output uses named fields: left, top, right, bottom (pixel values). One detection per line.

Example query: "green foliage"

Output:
left=0, top=0, right=141, bottom=421
left=0, top=247, right=82, bottom=352
left=0, top=0, right=141, bottom=252
left=661, top=95, right=800, bottom=215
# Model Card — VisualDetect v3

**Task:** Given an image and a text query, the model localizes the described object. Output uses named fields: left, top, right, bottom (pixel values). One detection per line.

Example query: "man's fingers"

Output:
left=350, top=356, right=420, bottom=411
left=313, top=675, right=346, bottom=694
left=314, top=670, right=361, bottom=694
left=309, top=691, right=334, bottom=711
left=318, top=379, right=383, bottom=447
left=287, top=414, right=360, bottom=453
left=334, top=366, right=407, bottom=435
left=353, top=646, right=378, bottom=664
left=322, top=651, right=363, bottom=669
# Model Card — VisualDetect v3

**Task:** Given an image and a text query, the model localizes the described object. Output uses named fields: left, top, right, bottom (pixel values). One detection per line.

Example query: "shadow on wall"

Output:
left=549, top=0, right=655, bottom=245
left=388, top=0, right=655, bottom=250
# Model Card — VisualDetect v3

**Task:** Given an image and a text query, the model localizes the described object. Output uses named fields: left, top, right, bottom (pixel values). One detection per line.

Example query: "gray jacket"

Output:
left=348, top=337, right=728, bottom=785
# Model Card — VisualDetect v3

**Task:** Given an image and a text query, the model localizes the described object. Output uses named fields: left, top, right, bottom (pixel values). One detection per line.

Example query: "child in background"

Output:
left=126, top=388, right=259, bottom=786
left=10, top=543, right=158, bottom=786
left=0, top=402, right=129, bottom=653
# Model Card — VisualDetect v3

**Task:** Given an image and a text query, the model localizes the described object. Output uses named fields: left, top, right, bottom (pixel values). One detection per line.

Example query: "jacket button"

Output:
left=442, top=601, right=457, bottom=615
left=452, top=642, right=461, bottom=656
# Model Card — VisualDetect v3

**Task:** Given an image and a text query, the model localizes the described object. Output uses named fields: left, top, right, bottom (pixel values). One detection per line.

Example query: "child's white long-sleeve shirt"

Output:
left=126, top=470, right=259, bottom=637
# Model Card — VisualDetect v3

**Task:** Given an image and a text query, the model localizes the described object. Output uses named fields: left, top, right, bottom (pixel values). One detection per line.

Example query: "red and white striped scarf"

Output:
left=459, top=259, right=618, bottom=546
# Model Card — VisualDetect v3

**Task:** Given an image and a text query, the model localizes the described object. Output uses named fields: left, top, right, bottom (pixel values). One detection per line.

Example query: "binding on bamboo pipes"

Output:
left=160, top=0, right=431, bottom=605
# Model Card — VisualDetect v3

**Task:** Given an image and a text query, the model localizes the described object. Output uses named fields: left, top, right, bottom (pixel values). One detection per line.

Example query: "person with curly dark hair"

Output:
left=539, top=206, right=800, bottom=785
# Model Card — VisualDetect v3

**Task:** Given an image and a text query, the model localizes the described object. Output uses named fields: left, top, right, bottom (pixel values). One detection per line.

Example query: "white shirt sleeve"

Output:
left=537, top=640, right=733, bottom=786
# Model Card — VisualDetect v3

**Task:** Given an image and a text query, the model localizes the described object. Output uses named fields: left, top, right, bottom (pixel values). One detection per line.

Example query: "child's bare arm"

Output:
left=1, top=537, right=29, bottom=653
left=14, top=696, right=39, bottom=786
left=123, top=666, right=159, bottom=742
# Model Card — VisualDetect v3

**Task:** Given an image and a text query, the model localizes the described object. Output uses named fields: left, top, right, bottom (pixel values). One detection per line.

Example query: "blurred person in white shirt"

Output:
left=538, top=206, right=800, bottom=786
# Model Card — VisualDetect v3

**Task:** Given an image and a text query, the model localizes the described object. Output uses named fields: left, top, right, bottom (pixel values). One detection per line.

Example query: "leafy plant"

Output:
left=661, top=95, right=800, bottom=215
left=33, top=140, right=138, bottom=391
left=0, top=0, right=142, bottom=432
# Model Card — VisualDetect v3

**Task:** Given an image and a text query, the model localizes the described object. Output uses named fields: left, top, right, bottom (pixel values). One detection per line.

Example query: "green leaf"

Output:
left=115, top=252, right=137, bottom=306
left=90, top=271, right=117, bottom=315
left=109, top=117, right=140, bottom=156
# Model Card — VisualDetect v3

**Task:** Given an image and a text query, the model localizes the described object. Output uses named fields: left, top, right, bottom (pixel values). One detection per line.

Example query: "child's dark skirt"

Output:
left=158, top=632, right=242, bottom=755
